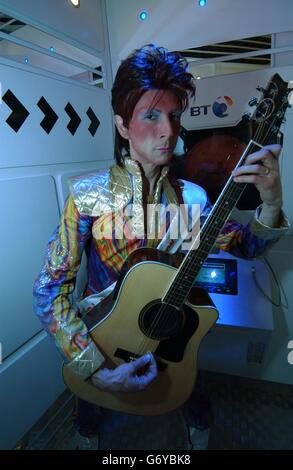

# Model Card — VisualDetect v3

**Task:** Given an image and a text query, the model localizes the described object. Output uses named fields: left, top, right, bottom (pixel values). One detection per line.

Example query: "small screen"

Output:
left=196, top=263, right=225, bottom=285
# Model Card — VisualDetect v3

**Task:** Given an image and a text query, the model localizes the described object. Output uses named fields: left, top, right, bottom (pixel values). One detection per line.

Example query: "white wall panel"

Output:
left=0, top=49, right=114, bottom=444
left=259, top=249, right=293, bottom=385
left=0, top=61, right=114, bottom=168
left=0, top=333, right=64, bottom=449
left=0, top=176, right=60, bottom=358
left=199, top=325, right=272, bottom=380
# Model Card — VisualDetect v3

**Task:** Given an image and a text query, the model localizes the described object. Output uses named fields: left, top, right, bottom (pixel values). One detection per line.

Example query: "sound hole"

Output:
left=139, top=300, right=183, bottom=340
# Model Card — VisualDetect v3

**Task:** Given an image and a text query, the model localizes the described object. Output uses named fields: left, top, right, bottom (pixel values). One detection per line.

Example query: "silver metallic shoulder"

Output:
left=68, top=164, right=132, bottom=216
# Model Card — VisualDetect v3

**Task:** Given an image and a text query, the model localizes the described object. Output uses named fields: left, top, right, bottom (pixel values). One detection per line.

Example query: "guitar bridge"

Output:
left=114, top=348, right=167, bottom=371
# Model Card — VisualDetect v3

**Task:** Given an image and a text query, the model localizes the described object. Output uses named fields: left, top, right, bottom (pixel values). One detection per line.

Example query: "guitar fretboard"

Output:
left=163, top=172, right=246, bottom=308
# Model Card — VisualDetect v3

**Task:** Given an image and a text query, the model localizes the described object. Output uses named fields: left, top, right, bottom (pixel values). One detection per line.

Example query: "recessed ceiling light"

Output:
left=139, top=11, right=148, bottom=21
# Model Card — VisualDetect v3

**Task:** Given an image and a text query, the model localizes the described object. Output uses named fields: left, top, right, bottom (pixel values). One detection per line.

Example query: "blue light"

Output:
left=24, top=57, right=29, bottom=64
left=199, top=0, right=206, bottom=6
left=139, top=11, right=148, bottom=21
left=50, top=46, right=55, bottom=53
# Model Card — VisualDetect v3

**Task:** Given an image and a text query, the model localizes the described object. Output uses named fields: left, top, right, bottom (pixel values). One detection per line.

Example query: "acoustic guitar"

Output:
left=63, top=74, right=292, bottom=415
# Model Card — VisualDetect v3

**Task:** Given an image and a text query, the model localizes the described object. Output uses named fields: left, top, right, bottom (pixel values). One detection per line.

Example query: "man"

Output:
left=33, top=44, right=289, bottom=448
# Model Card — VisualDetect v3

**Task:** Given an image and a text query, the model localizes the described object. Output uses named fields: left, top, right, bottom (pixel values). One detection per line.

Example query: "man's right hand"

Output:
left=90, top=353, right=158, bottom=392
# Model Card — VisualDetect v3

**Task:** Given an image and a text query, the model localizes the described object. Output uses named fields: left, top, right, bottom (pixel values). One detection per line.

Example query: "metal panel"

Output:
left=209, top=251, right=273, bottom=330
left=0, top=175, right=60, bottom=358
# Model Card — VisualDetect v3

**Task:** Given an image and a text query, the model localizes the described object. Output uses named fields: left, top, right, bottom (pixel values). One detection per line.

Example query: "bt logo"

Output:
left=190, top=104, right=211, bottom=116
left=190, top=95, right=234, bottom=118
left=212, top=95, right=234, bottom=117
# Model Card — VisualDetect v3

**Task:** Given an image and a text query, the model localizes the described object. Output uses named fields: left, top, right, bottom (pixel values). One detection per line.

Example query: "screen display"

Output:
left=196, top=263, right=225, bottom=285
left=193, top=258, right=237, bottom=295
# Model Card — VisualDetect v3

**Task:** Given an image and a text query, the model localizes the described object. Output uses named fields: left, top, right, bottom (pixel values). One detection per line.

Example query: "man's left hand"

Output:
left=232, top=143, right=283, bottom=209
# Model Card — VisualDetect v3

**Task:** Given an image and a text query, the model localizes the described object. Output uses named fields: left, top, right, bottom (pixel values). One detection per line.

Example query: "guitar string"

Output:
left=147, top=92, right=291, bottom=359
left=159, top=93, right=288, bottom=301
left=136, top=86, right=288, bottom=358
left=160, top=97, right=288, bottom=305
left=135, top=124, right=267, bottom=354
left=162, top=115, right=272, bottom=304
left=136, top=101, right=282, bottom=357
left=136, top=175, right=250, bottom=354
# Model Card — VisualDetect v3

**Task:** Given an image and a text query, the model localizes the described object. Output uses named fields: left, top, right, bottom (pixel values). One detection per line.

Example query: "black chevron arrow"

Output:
left=86, top=106, right=100, bottom=136
left=37, top=96, right=58, bottom=134
left=64, top=102, right=81, bottom=135
left=2, top=89, right=30, bottom=132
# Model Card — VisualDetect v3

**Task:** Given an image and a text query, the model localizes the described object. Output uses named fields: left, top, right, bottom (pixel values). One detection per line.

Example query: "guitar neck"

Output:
left=162, top=141, right=251, bottom=308
left=162, top=72, right=290, bottom=308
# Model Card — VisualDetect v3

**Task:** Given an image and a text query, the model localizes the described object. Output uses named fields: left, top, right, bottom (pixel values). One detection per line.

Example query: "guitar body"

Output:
left=63, top=248, right=218, bottom=415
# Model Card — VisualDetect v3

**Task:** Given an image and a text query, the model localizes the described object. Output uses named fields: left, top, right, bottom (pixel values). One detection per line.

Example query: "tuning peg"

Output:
left=256, top=85, right=265, bottom=92
left=242, top=112, right=251, bottom=121
left=248, top=97, right=258, bottom=107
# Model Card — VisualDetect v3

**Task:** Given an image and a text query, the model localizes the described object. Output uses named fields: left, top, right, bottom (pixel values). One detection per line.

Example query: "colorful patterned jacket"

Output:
left=33, top=158, right=289, bottom=380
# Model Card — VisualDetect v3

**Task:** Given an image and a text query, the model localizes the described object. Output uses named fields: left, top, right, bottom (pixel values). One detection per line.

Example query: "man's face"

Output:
left=125, top=89, right=182, bottom=167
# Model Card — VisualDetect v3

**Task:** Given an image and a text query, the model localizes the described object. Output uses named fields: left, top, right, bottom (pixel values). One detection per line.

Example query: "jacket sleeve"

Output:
left=33, top=194, right=105, bottom=380
left=199, top=199, right=290, bottom=259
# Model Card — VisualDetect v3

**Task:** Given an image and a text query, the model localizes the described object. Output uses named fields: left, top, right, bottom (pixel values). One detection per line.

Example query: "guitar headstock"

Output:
left=248, top=74, right=292, bottom=145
